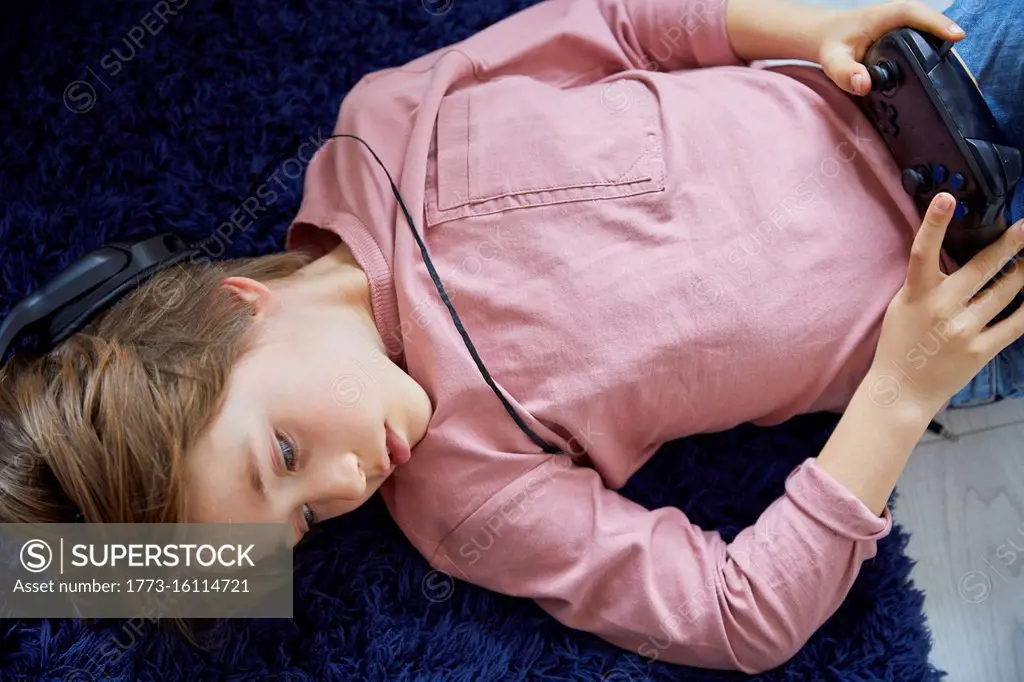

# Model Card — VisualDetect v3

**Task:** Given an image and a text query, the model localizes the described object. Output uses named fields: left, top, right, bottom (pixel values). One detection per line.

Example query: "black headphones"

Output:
left=0, top=134, right=565, bottom=457
left=0, top=233, right=200, bottom=366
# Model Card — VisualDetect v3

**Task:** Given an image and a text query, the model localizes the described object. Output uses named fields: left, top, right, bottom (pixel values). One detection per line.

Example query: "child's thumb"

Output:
left=820, top=42, right=871, bottom=96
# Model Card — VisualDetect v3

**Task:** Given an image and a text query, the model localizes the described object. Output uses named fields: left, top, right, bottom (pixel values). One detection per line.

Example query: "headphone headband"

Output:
left=0, top=233, right=201, bottom=366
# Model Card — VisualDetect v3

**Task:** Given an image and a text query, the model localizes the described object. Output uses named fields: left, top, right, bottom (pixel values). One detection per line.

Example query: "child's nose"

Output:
left=303, top=451, right=368, bottom=501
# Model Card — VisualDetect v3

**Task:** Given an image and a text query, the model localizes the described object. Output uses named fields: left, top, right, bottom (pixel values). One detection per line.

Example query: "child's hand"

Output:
left=871, top=193, right=1024, bottom=416
left=817, top=0, right=966, bottom=97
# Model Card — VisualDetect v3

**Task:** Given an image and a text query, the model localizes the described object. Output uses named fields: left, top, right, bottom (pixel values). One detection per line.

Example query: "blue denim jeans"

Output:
left=943, top=0, right=1024, bottom=408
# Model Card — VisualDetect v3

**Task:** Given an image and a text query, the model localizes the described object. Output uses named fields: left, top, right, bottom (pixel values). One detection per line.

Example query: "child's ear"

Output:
left=220, top=276, right=272, bottom=317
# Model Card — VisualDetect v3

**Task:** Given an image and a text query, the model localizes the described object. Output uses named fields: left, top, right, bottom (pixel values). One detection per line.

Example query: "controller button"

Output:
left=901, top=168, right=929, bottom=196
left=992, top=142, right=1023, bottom=189
left=954, top=201, right=969, bottom=219
left=949, top=172, right=967, bottom=191
left=932, top=165, right=949, bottom=185
left=886, top=104, right=899, bottom=132
left=966, top=139, right=1010, bottom=196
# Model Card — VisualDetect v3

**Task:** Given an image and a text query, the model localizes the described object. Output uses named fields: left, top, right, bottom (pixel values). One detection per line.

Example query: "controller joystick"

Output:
left=901, top=167, right=931, bottom=196
left=868, top=60, right=899, bottom=92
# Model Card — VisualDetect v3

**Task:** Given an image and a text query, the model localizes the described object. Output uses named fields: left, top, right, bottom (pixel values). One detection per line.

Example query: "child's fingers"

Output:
left=968, top=251, right=1024, bottom=332
left=905, top=193, right=955, bottom=296
left=819, top=43, right=870, bottom=96
left=827, top=1, right=967, bottom=96
left=870, top=0, right=966, bottom=45
left=978, top=283, right=1024, bottom=356
left=950, top=220, right=1024, bottom=301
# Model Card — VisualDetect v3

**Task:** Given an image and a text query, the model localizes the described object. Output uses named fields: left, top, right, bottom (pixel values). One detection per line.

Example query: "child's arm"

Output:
left=726, top=0, right=965, bottom=95
left=818, top=196, right=1024, bottom=512
left=433, top=449, right=891, bottom=673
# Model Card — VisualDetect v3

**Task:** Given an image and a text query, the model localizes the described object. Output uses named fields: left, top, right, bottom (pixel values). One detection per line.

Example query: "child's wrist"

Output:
left=860, top=365, right=944, bottom=428
left=726, top=0, right=844, bottom=64
left=805, top=8, right=853, bottom=65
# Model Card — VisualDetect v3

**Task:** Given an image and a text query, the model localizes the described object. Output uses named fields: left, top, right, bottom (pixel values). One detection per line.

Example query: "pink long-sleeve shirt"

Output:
left=283, top=0, right=938, bottom=672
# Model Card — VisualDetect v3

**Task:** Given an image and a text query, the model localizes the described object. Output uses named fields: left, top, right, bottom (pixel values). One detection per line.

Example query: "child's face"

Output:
left=184, top=267, right=432, bottom=547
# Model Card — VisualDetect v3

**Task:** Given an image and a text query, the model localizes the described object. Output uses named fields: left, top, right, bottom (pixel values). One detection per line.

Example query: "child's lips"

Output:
left=385, top=422, right=411, bottom=468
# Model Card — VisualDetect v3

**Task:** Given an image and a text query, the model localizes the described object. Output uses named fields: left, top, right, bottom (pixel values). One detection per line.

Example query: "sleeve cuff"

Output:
left=784, top=458, right=892, bottom=541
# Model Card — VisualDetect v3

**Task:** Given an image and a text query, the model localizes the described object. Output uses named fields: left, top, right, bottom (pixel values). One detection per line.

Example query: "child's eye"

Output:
left=277, top=433, right=316, bottom=528
left=277, top=433, right=297, bottom=470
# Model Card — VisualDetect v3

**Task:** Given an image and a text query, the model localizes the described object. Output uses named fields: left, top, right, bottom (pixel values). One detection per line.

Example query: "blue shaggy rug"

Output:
left=0, top=0, right=944, bottom=679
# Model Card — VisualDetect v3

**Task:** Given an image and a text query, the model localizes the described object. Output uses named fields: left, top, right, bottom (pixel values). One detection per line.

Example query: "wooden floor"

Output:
left=899, top=402, right=1024, bottom=681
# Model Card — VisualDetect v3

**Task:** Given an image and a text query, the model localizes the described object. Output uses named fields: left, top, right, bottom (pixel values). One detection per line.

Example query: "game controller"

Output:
left=859, top=28, right=1022, bottom=268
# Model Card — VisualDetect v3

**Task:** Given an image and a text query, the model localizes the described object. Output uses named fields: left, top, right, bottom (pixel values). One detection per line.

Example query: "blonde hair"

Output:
left=0, top=248, right=315, bottom=524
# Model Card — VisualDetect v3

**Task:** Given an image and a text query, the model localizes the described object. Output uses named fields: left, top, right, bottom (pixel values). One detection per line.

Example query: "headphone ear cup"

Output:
left=0, top=234, right=200, bottom=365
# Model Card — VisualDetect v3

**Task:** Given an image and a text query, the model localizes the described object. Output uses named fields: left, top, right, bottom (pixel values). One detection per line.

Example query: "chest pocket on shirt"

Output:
left=424, top=75, right=666, bottom=227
